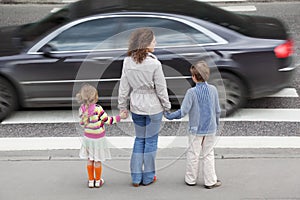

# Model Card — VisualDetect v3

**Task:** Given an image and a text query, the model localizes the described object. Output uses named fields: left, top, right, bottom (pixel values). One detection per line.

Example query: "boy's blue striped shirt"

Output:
left=165, top=82, right=221, bottom=135
left=194, top=82, right=217, bottom=134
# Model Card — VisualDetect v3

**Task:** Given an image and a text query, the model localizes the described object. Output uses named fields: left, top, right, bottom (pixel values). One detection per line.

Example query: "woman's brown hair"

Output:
left=127, top=28, right=154, bottom=64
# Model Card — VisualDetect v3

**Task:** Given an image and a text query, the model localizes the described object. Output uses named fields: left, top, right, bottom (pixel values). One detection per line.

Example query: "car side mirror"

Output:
left=41, top=44, right=56, bottom=58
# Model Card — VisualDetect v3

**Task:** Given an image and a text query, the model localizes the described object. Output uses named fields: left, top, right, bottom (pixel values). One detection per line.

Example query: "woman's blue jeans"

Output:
left=131, top=112, right=163, bottom=185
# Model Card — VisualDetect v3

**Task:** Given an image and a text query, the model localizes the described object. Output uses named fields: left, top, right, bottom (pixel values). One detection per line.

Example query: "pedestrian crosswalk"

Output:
left=1, top=108, right=300, bottom=124
left=220, top=5, right=257, bottom=11
left=1, top=88, right=298, bottom=124
left=1, top=136, right=300, bottom=151
left=0, top=87, right=298, bottom=151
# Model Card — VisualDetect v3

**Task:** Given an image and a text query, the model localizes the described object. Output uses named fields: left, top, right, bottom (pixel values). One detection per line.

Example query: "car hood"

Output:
left=0, top=25, right=21, bottom=56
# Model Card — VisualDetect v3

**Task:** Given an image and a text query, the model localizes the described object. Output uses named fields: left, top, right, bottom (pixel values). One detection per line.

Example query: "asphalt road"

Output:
left=0, top=2, right=299, bottom=101
left=0, top=2, right=299, bottom=137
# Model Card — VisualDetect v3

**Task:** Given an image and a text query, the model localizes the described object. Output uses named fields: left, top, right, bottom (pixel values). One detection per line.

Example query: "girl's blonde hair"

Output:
left=76, top=84, right=98, bottom=126
left=127, top=28, right=154, bottom=64
left=76, top=83, right=98, bottom=106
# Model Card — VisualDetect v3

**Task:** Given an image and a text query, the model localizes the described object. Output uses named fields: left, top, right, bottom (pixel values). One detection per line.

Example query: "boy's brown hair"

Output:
left=190, top=61, right=210, bottom=82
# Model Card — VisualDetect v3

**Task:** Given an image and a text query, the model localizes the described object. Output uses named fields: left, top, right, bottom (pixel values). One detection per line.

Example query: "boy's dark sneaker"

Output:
left=204, top=180, right=222, bottom=189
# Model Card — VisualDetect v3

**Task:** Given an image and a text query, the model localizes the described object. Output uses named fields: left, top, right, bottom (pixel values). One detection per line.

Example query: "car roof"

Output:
left=19, top=0, right=287, bottom=42
left=19, top=0, right=247, bottom=40
left=68, top=0, right=247, bottom=32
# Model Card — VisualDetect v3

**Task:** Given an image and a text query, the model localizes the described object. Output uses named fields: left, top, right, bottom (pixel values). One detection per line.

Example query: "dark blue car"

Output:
left=0, top=0, right=295, bottom=120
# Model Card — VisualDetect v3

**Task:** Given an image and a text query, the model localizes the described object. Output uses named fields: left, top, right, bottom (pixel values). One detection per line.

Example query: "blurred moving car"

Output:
left=0, top=0, right=295, bottom=120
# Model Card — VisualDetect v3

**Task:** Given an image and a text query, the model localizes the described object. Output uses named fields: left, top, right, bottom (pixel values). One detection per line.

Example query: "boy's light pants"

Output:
left=185, top=134, right=218, bottom=186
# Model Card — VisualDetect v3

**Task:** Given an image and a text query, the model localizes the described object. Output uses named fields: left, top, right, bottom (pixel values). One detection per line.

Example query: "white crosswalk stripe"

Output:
left=1, top=87, right=299, bottom=124
left=267, top=88, right=299, bottom=98
left=220, top=5, right=257, bottom=12
left=1, top=136, right=300, bottom=151
left=0, top=87, right=299, bottom=151
left=2, top=108, right=300, bottom=124
left=1, top=90, right=299, bottom=125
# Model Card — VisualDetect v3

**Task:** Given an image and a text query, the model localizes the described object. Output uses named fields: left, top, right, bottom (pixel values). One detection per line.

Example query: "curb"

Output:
left=2, top=136, right=300, bottom=151
left=1, top=136, right=300, bottom=160
left=1, top=148, right=300, bottom=161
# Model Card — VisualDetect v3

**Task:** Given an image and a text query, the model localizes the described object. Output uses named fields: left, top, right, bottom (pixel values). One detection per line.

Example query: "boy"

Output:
left=165, top=61, right=221, bottom=189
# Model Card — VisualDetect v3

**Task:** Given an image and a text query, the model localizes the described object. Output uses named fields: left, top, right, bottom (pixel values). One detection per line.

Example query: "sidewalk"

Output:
left=1, top=154, right=300, bottom=200
left=1, top=140, right=300, bottom=200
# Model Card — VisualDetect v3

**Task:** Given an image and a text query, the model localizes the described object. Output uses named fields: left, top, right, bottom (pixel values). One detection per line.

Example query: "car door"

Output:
left=119, top=14, right=226, bottom=104
left=15, top=16, right=125, bottom=107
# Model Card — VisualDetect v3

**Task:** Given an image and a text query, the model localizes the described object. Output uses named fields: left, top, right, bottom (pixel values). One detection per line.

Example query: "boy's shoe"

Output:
left=185, top=181, right=197, bottom=186
left=143, top=175, right=157, bottom=186
left=204, top=180, right=222, bottom=189
left=95, top=179, right=104, bottom=188
left=88, top=180, right=94, bottom=188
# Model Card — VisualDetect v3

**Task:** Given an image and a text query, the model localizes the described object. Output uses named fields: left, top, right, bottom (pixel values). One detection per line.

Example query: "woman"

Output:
left=118, top=28, right=171, bottom=187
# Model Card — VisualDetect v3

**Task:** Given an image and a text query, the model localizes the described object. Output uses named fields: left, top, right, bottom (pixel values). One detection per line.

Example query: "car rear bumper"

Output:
left=249, top=64, right=296, bottom=99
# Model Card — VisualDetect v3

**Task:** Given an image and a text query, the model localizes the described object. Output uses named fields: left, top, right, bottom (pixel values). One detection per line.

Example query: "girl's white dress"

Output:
left=78, top=104, right=119, bottom=162
left=79, top=136, right=111, bottom=162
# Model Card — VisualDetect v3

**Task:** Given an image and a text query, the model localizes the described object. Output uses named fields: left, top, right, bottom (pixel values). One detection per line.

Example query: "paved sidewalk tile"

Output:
left=0, top=158, right=300, bottom=200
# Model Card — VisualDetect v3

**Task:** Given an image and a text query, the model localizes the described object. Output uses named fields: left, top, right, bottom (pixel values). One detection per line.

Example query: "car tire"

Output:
left=0, top=77, right=17, bottom=121
left=210, top=72, right=247, bottom=116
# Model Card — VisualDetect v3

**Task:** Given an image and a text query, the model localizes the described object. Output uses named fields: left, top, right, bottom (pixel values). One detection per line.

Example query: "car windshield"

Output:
left=18, top=5, right=72, bottom=42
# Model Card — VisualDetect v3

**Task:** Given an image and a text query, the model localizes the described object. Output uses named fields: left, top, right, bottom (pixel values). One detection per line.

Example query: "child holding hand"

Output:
left=165, top=61, right=222, bottom=189
left=76, top=83, right=127, bottom=188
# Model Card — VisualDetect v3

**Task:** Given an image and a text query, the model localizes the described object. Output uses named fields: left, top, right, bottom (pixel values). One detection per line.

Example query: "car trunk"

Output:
left=239, top=15, right=288, bottom=40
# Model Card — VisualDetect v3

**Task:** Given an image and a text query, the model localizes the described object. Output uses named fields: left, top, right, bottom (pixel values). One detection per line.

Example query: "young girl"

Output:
left=76, top=83, right=127, bottom=188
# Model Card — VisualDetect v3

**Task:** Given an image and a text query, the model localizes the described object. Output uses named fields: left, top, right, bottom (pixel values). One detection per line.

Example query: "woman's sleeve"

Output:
left=118, top=60, right=131, bottom=110
left=153, top=61, right=171, bottom=111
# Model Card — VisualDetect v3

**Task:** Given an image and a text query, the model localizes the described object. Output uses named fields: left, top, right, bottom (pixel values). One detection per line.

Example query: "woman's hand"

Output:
left=164, top=110, right=182, bottom=120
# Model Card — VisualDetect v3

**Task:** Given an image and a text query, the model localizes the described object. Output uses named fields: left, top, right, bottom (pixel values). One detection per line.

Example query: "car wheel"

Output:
left=0, top=77, right=17, bottom=121
left=210, top=72, right=247, bottom=116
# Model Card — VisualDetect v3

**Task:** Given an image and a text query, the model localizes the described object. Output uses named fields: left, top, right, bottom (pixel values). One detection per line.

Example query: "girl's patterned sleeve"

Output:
left=97, top=106, right=121, bottom=125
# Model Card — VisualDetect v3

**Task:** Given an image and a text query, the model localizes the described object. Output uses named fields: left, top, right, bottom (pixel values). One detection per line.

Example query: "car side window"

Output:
left=119, top=17, right=216, bottom=48
left=45, top=18, right=120, bottom=51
